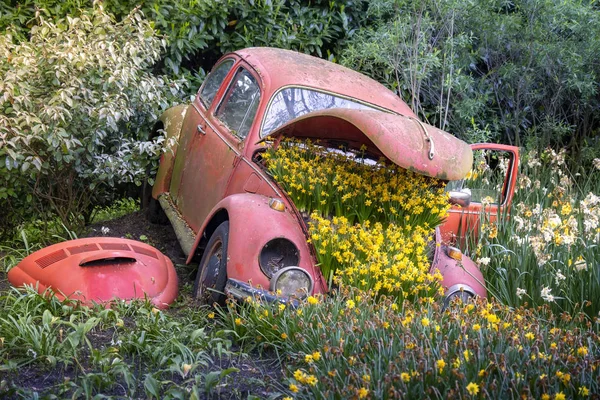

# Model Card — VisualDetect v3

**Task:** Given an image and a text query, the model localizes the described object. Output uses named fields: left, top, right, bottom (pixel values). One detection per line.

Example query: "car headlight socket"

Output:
left=269, top=266, right=313, bottom=298
left=259, top=238, right=300, bottom=278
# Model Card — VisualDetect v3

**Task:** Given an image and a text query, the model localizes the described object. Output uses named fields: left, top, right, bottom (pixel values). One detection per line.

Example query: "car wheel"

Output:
left=194, top=221, right=229, bottom=305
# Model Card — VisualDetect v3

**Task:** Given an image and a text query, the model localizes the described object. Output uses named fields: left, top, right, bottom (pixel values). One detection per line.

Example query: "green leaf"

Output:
left=144, top=374, right=160, bottom=398
left=42, top=309, right=53, bottom=326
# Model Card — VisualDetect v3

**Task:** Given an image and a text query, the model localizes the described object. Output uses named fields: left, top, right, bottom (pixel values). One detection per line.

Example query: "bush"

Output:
left=0, top=6, right=186, bottom=236
left=1, top=0, right=368, bottom=88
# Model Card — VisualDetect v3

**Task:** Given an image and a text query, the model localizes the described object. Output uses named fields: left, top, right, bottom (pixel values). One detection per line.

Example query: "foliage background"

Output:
left=0, top=0, right=367, bottom=239
left=341, top=0, right=600, bottom=155
left=2, top=0, right=599, bottom=238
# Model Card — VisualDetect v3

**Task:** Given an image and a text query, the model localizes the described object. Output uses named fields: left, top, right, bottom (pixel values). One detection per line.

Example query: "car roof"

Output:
left=232, top=47, right=416, bottom=117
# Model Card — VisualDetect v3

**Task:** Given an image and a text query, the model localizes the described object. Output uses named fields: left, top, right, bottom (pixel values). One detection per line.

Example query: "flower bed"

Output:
left=265, top=139, right=450, bottom=301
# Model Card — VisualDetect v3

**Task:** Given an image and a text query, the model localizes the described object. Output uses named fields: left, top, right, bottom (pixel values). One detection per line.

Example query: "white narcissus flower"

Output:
left=516, top=288, right=526, bottom=299
left=574, top=259, right=587, bottom=272
left=555, top=270, right=566, bottom=285
left=477, top=257, right=491, bottom=266
left=101, top=226, right=110, bottom=235
left=547, top=213, right=561, bottom=229
left=541, top=286, right=555, bottom=302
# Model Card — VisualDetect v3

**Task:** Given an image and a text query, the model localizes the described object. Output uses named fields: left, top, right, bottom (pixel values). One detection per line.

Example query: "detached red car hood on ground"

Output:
left=8, top=237, right=178, bottom=309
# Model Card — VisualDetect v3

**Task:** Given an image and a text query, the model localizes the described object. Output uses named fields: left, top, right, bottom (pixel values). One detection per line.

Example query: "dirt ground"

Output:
left=0, top=211, right=285, bottom=398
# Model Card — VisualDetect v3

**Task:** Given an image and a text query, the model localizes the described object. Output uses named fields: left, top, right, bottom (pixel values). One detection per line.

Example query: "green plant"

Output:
left=0, top=6, right=186, bottom=235
left=1, top=1, right=368, bottom=88
left=223, top=289, right=599, bottom=399
left=469, top=148, right=600, bottom=317
left=90, top=197, right=140, bottom=224
left=0, top=285, right=257, bottom=398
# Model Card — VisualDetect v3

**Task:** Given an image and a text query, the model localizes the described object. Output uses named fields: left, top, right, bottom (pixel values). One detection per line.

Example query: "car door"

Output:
left=175, top=63, right=262, bottom=232
left=439, top=143, right=520, bottom=247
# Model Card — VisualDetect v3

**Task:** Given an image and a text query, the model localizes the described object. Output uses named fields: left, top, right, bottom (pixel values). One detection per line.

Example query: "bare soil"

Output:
left=85, top=210, right=193, bottom=282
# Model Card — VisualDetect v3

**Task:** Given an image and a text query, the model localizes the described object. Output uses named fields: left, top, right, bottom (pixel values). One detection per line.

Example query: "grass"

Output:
left=1, top=148, right=599, bottom=398
left=0, top=286, right=280, bottom=398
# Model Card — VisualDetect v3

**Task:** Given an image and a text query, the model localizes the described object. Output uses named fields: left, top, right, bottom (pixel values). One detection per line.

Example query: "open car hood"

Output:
left=262, top=108, right=473, bottom=181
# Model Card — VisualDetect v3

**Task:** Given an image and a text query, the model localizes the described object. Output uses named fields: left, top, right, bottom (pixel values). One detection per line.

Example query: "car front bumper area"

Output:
left=224, top=278, right=282, bottom=303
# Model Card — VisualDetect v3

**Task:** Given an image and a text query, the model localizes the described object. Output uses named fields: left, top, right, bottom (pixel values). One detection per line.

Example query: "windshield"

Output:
left=260, top=87, right=382, bottom=137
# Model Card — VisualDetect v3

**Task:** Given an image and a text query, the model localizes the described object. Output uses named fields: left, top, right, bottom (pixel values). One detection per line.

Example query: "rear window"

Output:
left=261, top=87, right=380, bottom=137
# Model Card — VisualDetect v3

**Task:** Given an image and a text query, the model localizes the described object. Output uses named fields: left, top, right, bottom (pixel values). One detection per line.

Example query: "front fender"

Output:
left=152, top=105, right=189, bottom=198
left=188, top=193, right=326, bottom=294
left=432, top=247, right=487, bottom=299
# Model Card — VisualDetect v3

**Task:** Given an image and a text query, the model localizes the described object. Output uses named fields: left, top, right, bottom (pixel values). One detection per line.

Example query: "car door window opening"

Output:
left=448, top=150, right=515, bottom=206
left=199, top=59, right=235, bottom=109
left=216, top=68, right=261, bottom=139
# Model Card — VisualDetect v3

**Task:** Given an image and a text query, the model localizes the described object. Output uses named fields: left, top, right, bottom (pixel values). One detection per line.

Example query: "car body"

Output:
left=149, top=47, right=519, bottom=304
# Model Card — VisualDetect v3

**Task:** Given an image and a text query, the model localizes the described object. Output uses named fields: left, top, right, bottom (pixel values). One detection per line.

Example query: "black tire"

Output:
left=145, top=196, right=168, bottom=225
left=194, top=221, right=229, bottom=305
left=141, top=167, right=168, bottom=225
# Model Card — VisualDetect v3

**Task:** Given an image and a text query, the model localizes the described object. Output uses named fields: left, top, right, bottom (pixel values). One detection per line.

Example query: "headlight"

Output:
left=259, top=238, right=299, bottom=278
left=270, top=267, right=313, bottom=297
left=443, top=284, right=475, bottom=308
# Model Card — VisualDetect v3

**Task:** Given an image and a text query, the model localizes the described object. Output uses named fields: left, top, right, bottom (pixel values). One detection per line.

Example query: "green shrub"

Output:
left=0, top=6, right=186, bottom=235
left=1, top=0, right=368, bottom=87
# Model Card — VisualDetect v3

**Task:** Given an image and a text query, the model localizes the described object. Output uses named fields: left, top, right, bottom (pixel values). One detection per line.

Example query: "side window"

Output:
left=215, top=68, right=261, bottom=139
left=199, top=59, right=234, bottom=108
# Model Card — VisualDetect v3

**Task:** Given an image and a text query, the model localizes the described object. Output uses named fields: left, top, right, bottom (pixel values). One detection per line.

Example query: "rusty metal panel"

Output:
left=174, top=103, right=239, bottom=232
left=234, top=47, right=417, bottom=118
left=152, top=105, right=188, bottom=198
left=440, top=143, right=520, bottom=243
left=187, top=193, right=326, bottom=294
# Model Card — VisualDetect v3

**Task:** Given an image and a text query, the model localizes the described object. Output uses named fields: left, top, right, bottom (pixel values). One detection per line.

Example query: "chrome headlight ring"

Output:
left=443, top=283, right=476, bottom=309
left=269, top=266, right=313, bottom=298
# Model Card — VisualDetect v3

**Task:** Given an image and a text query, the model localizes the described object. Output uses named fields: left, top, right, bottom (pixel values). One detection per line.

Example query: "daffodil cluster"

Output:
left=265, top=139, right=450, bottom=297
left=227, top=289, right=599, bottom=400
left=308, top=212, right=442, bottom=300
left=265, top=139, right=450, bottom=227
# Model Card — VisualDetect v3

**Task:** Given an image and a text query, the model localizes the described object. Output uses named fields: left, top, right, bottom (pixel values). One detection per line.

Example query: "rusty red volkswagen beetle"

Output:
left=147, top=47, right=519, bottom=305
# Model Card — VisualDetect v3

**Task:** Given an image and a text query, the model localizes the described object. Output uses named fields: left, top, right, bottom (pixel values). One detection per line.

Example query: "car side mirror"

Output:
left=449, top=188, right=471, bottom=207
